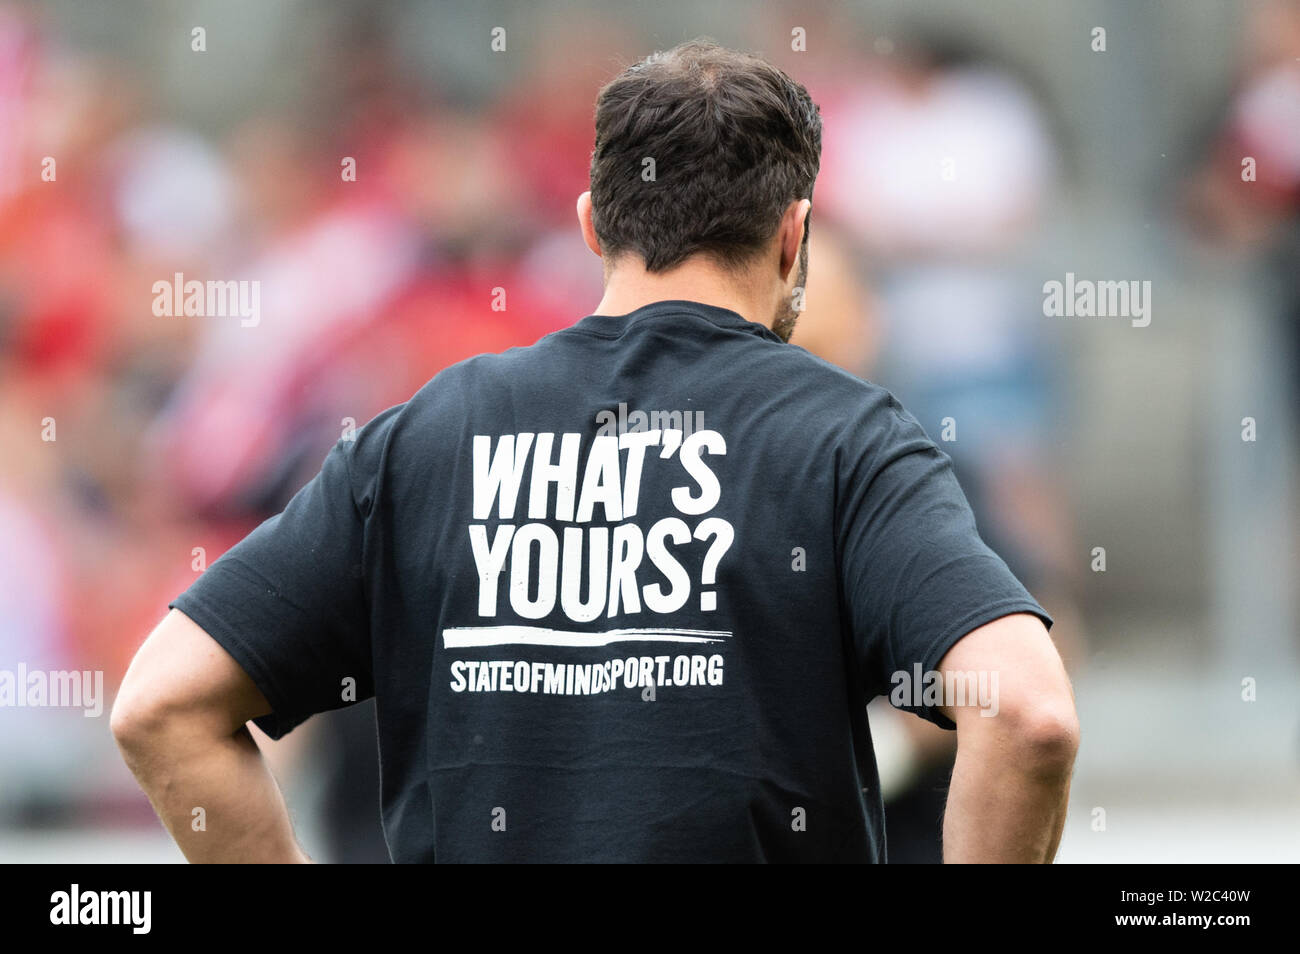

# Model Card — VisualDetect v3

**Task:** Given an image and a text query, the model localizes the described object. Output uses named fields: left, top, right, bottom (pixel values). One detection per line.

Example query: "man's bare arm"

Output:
left=937, top=612, right=1079, bottom=863
left=111, top=609, right=310, bottom=863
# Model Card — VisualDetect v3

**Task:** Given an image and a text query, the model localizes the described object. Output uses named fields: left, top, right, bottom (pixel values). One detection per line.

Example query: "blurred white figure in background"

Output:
left=819, top=35, right=1082, bottom=861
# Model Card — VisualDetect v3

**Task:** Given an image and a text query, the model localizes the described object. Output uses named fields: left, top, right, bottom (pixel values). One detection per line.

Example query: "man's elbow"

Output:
left=958, top=691, right=1079, bottom=778
left=112, top=609, right=266, bottom=771
left=1001, top=697, right=1080, bottom=778
left=109, top=674, right=168, bottom=758
left=1020, top=704, right=1079, bottom=775
left=111, top=662, right=197, bottom=761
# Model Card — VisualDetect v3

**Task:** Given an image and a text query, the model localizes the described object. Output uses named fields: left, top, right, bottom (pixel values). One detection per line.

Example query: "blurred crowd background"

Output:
left=0, top=0, right=1297, bottom=862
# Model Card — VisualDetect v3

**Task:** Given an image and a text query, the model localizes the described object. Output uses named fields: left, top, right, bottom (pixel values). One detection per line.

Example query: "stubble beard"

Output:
left=770, top=240, right=808, bottom=344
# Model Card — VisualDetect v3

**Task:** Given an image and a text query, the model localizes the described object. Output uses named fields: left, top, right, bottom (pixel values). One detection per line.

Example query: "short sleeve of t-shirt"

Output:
left=837, top=394, right=1053, bottom=729
left=169, top=406, right=402, bottom=739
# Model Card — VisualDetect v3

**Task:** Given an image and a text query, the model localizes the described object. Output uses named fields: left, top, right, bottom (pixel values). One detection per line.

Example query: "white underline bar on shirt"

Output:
left=441, top=625, right=733, bottom=648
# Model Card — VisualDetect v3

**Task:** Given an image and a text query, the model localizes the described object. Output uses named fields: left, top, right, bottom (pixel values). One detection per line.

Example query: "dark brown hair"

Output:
left=589, top=39, right=822, bottom=273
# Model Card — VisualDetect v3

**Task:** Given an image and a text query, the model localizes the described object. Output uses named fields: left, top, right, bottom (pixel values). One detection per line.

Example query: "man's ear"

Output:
left=779, top=198, right=811, bottom=283
left=577, top=191, right=602, bottom=257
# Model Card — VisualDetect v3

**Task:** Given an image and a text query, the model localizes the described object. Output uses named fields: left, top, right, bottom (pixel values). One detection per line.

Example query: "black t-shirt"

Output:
left=171, top=299, right=1051, bottom=863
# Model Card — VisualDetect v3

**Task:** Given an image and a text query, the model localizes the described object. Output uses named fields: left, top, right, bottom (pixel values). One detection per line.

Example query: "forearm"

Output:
left=118, top=722, right=309, bottom=863
left=942, top=728, right=1074, bottom=863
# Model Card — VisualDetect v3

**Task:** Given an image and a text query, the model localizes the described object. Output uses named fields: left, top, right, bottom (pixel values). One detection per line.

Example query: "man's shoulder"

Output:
left=757, top=341, right=907, bottom=428
left=401, top=338, right=549, bottom=408
left=773, top=340, right=884, bottom=393
left=434, top=323, right=588, bottom=382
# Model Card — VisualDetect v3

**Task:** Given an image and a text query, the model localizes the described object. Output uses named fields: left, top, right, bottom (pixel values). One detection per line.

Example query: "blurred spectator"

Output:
left=1182, top=0, right=1300, bottom=670
left=817, top=32, right=1084, bottom=862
